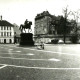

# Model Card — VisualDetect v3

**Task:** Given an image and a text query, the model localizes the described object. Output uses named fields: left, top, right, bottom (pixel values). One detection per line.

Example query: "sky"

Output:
left=0, top=0, right=80, bottom=33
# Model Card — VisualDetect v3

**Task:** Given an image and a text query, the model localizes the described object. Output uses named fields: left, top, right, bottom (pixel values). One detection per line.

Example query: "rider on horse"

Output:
left=19, top=19, right=32, bottom=33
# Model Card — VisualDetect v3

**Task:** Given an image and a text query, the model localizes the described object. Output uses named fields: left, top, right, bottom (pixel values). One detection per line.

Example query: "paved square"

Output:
left=0, top=44, right=80, bottom=80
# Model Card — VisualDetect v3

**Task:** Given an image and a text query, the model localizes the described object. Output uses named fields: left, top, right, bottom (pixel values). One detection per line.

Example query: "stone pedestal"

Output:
left=20, top=33, right=34, bottom=46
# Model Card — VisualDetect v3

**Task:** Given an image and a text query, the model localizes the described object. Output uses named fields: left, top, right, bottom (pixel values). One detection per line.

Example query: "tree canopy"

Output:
left=50, top=16, right=77, bottom=35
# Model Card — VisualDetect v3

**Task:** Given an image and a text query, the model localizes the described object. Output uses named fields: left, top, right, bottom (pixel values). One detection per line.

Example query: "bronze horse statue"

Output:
left=19, top=19, right=32, bottom=33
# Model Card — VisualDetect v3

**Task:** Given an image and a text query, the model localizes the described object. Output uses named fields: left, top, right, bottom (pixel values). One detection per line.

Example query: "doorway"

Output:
left=9, top=39, right=12, bottom=43
left=4, top=39, right=6, bottom=43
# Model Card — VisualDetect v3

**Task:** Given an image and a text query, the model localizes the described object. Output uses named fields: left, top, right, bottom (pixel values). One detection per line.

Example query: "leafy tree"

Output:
left=50, top=16, right=75, bottom=35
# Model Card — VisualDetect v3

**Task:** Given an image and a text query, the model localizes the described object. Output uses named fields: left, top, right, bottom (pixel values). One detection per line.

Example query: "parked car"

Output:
left=51, top=38, right=59, bottom=44
left=58, top=39, right=64, bottom=44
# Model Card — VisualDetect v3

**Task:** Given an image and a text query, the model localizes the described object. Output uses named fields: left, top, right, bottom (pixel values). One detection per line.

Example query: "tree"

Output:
left=50, top=6, right=79, bottom=44
left=50, top=16, right=73, bottom=35
left=62, top=6, right=78, bottom=43
left=63, top=6, right=70, bottom=43
left=68, top=10, right=80, bottom=43
left=50, top=15, right=77, bottom=44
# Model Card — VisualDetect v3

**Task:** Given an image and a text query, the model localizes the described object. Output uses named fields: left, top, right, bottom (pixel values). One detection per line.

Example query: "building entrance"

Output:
left=4, top=39, right=6, bottom=43
left=9, top=39, right=12, bottom=43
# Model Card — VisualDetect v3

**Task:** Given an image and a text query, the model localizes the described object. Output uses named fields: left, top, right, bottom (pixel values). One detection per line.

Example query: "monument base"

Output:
left=19, top=33, right=34, bottom=46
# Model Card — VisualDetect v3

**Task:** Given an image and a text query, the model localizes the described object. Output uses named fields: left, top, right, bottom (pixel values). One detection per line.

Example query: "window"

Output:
left=10, top=32, right=11, bottom=36
left=1, top=26, right=3, bottom=30
left=8, top=27, right=10, bottom=30
left=53, top=31, right=55, bottom=34
left=4, top=32, right=6, bottom=36
left=1, top=32, right=3, bottom=36
left=7, top=26, right=8, bottom=30
left=4, top=26, right=6, bottom=30
left=10, top=27, right=11, bottom=30
left=7, top=32, right=9, bottom=36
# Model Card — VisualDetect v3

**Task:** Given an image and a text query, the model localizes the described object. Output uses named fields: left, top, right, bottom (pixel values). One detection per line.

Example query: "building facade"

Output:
left=34, top=11, right=57, bottom=35
left=0, top=16, right=14, bottom=43
left=13, top=23, right=21, bottom=44
left=34, top=11, right=80, bottom=44
left=34, top=11, right=58, bottom=43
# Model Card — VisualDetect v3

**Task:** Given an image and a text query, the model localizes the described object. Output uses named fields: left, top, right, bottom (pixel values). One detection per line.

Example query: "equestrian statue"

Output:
left=19, top=19, right=32, bottom=33
left=19, top=19, right=34, bottom=46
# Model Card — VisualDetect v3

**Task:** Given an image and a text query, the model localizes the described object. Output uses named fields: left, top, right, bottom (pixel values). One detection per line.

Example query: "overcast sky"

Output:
left=0, top=0, right=80, bottom=32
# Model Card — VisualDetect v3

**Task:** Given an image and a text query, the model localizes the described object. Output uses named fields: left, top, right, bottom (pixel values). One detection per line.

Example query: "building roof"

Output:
left=0, top=20, right=13, bottom=26
left=35, top=11, right=51, bottom=20
left=35, top=11, right=63, bottom=21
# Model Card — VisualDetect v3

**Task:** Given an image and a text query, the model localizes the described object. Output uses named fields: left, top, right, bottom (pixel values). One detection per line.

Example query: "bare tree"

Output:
left=63, top=6, right=70, bottom=43
left=71, top=9, right=80, bottom=33
left=62, top=6, right=76, bottom=43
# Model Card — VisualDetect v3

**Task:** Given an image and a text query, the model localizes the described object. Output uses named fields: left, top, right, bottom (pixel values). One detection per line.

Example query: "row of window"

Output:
left=0, top=32, right=12, bottom=37
left=0, top=26, right=12, bottom=30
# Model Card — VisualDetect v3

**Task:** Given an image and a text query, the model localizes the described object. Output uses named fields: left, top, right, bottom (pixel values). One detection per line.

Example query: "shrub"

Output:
left=51, top=39, right=59, bottom=44
left=70, top=34, right=78, bottom=43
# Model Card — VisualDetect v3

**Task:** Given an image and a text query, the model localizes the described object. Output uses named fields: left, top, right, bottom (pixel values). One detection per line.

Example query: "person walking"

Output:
left=41, top=42, right=44, bottom=49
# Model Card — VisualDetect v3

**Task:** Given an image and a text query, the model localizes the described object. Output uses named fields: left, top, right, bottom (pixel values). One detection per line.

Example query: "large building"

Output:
left=34, top=11, right=80, bottom=43
left=34, top=11, right=58, bottom=43
left=0, top=16, right=14, bottom=43
left=34, top=11, right=57, bottom=35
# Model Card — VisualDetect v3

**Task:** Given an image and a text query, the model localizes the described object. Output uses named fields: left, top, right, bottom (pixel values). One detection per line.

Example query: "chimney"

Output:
left=0, top=15, right=2, bottom=21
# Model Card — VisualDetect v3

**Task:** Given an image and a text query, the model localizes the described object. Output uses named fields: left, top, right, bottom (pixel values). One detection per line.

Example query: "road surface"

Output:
left=0, top=44, right=80, bottom=80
